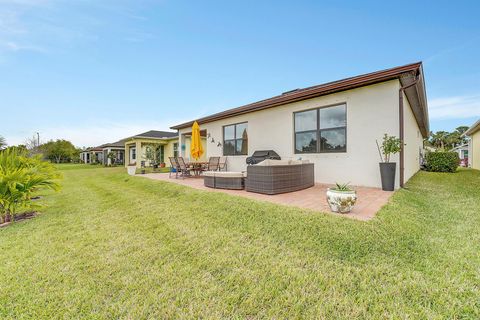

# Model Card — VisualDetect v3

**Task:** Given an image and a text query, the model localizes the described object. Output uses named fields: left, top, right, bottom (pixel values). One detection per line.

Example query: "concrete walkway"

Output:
left=141, top=173, right=393, bottom=221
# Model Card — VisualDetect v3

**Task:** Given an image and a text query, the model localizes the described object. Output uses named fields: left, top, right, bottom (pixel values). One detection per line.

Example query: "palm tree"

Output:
left=429, top=131, right=449, bottom=150
left=0, top=135, right=6, bottom=150
left=0, top=148, right=61, bottom=223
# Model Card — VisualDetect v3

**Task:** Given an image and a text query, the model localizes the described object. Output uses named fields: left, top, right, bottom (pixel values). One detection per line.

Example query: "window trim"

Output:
left=223, top=121, right=248, bottom=156
left=293, top=103, right=347, bottom=154
left=131, top=147, right=137, bottom=160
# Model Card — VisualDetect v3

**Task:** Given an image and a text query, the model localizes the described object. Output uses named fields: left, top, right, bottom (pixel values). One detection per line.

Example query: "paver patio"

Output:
left=142, top=173, right=393, bottom=220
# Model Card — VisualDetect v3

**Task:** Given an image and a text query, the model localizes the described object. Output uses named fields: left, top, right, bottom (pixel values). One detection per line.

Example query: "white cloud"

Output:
left=429, top=95, right=480, bottom=120
left=4, top=118, right=191, bottom=148
left=0, top=41, right=46, bottom=52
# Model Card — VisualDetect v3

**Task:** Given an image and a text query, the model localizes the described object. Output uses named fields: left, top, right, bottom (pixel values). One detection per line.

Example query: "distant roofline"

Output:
left=128, top=135, right=178, bottom=140
left=465, top=119, right=480, bottom=136
left=451, top=143, right=469, bottom=151
left=170, top=62, right=429, bottom=137
left=124, top=130, right=178, bottom=141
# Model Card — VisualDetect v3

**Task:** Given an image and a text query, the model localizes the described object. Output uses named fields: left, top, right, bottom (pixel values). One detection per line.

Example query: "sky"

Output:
left=0, top=0, right=479, bottom=148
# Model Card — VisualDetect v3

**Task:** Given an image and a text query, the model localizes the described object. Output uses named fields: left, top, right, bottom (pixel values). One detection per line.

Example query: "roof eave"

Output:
left=170, top=62, right=424, bottom=130
left=465, top=120, right=480, bottom=136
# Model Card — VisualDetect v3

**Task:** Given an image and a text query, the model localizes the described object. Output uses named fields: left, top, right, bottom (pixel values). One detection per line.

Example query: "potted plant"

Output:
left=376, top=134, right=403, bottom=191
left=326, top=182, right=357, bottom=213
left=127, top=162, right=136, bottom=176
left=159, top=162, right=166, bottom=168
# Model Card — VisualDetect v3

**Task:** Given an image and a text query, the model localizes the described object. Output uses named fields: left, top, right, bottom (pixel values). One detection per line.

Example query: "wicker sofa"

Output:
left=204, top=171, right=245, bottom=190
left=245, top=160, right=314, bottom=195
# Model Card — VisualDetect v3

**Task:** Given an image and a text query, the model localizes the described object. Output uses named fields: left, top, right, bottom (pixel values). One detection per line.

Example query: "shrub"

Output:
left=425, top=151, right=459, bottom=173
left=0, top=148, right=61, bottom=223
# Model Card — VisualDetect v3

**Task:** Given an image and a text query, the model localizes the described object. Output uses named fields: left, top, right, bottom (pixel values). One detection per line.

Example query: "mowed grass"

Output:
left=0, top=165, right=479, bottom=319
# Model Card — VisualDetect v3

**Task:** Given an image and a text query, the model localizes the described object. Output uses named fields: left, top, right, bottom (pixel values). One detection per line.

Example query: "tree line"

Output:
left=427, top=126, right=470, bottom=150
left=0, top=135, right=81, bottom=163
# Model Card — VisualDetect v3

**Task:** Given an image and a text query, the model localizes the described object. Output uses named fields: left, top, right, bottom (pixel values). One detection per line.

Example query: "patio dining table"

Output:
left=187, top=161, right=209, bottom=176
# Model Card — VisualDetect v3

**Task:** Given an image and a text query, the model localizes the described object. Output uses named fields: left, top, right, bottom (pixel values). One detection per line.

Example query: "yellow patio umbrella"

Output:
left=190, top=121, right=204, bottom=160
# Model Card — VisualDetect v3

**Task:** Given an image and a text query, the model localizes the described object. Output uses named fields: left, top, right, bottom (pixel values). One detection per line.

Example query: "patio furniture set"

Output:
left=168, top=156, right=227, bottom=179
left=168, top=150, right=315, bottom=195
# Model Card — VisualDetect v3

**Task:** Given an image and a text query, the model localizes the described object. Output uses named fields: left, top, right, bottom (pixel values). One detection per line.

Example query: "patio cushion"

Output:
left=289, top=160, right=302, bottom=165
left=256, top=159, right=291, bottom=166
left=203, top=171, right=216, bottom=177
left=214, top=171, right=244, bottom=178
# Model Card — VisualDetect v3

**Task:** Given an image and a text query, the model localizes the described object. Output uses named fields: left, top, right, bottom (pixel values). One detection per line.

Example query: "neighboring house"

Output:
left=171, top=62, right=429, bottom=189
left=465, top=119, right=480, bottom=170
left=124, top=130, right=180, bottom=168
left=80, top=149, right=90, bottom=164
left=80, top=147, right=103, bottom=164
left=99, top=139, right=127, bottom=166
left=451, top=144, right=469, bottom=167
left=89, top=147, right=104, bottom=164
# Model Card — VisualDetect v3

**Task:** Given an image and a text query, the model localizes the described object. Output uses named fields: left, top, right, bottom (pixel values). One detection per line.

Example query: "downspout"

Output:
left=398, top=75, right=419, bottom=187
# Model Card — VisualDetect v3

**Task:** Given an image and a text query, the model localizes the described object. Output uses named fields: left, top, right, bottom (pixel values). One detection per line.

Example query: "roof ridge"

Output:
left=171, top=62, right=423, bottom=130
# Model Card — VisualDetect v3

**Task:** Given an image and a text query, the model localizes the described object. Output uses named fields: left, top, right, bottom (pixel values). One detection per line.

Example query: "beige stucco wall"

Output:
left=182, top=137, right=208, bottom=162
left=403, top=91, right=424, bottom=182
left=124, top=138, right=178, bottom=168
left=470, top=131, right=480, bottom=170
left=178, top=79, right=425, bottom=188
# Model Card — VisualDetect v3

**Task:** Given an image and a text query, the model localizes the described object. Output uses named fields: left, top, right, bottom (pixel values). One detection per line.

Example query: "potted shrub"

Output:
left=160, top=162, right=166, bottom=168
left=376, top=134, right=403, bottom=191
left=127, top=162, right=136, bottom=176
left=326, top=182, right=357, bottom=213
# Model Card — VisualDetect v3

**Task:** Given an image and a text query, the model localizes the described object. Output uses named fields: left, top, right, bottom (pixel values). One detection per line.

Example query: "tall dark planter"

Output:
left=379, top=162, right=396, bottom=191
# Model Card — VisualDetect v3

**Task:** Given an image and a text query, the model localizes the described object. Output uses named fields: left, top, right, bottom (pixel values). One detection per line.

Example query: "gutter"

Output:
left=398, top=75, right=419, bottom=188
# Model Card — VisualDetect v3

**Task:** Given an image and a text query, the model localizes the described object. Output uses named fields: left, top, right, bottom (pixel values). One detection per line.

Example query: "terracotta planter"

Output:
left=127, top=165, right=136, bottom=176
left=326, top=189, right=357, bottom=213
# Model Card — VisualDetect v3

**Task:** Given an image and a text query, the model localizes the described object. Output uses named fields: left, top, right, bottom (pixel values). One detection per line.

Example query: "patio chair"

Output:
left=168, top=157, right=180, bottom=179
left=207, top=156, right=220, bottom=171
left=177, top=157, right=192, bottom=179
left=218, top=157, right=227, bottom=171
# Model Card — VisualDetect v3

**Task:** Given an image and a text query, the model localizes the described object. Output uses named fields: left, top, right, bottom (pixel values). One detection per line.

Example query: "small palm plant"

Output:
left=0, top=148, right=61, bottom=223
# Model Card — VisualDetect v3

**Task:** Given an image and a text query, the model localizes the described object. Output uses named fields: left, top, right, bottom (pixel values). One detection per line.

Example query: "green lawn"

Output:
left=1, top=165, right=479, bottom=319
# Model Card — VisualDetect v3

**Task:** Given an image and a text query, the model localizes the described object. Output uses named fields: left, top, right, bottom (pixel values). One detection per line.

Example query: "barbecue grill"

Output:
left=246, top=150, right=281, bottom=165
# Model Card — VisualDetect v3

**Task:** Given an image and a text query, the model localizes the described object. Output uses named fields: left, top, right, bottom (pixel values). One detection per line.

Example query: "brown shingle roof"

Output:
left=171, top=62, right=428, bottom=136
left=132, top=130, right=178, bottom=139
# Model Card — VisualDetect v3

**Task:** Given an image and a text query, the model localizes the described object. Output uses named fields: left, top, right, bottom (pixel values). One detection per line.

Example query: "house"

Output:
left=79, top=149, right=90, bottom=164
left=451, top=144, right=469, bottom=167
left=465, top=119, right=480, bottom=170
left=90, top=147, right=104, bottom=164
left=80, top=147, right=103, bottom=164
left=124, top=130, right=180, bottom=168
left=171, top=62, right=429, bottom=189
left=99, top=139, right=127, bottom=166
